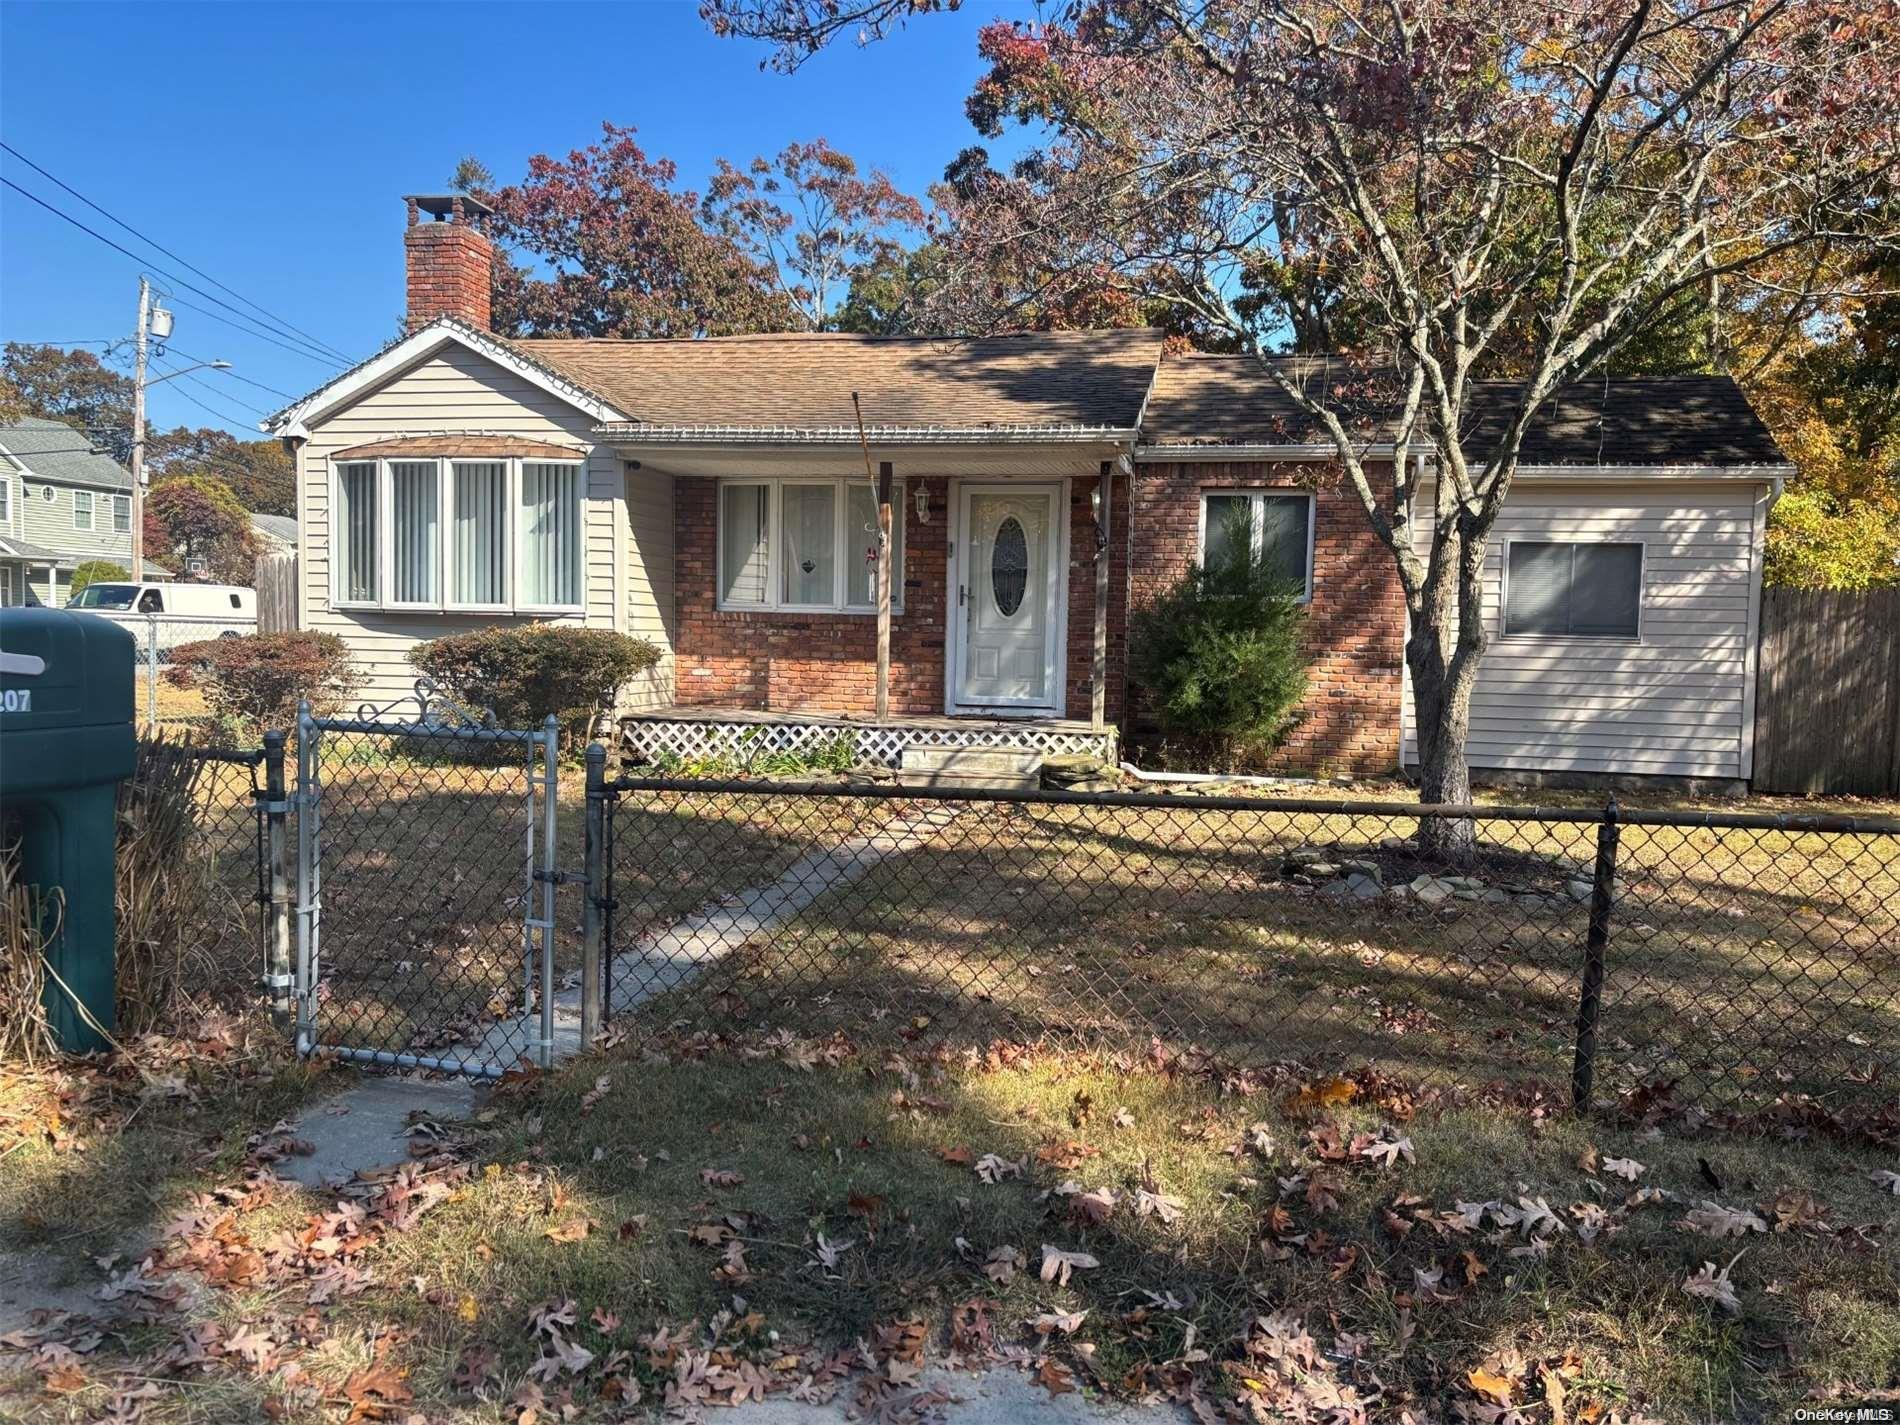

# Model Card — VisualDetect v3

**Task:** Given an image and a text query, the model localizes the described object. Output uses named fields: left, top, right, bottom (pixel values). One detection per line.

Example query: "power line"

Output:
left=0, top=176, right=346, bottom=370
left=165, top=347, right=299, bottom=401
left=0, top=142, right=355, bottom=364
left=163, top=294, right=350, bottom=368
left=153, top=360, right=272, bottom=418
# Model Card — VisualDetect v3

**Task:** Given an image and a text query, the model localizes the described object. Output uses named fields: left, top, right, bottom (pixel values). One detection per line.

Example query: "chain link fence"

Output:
left=595, top=778, right=1900, bottom=1114
left=290, top=714, right=560, bottom=1076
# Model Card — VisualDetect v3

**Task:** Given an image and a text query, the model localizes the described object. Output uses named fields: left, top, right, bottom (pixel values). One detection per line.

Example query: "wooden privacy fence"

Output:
left=1754, top=586, right=1900, bottom=796
left=255, top=549, right=298, bottom=634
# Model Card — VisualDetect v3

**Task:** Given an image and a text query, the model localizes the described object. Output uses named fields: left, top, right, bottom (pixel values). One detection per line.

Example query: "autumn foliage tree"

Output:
left=702, top=138, right=925, bottom=330
left=146, top=475, right=258, bottom=584
left=467, top=124, right=797, bottom=339
left=709, top=0, right=1900, bottom=836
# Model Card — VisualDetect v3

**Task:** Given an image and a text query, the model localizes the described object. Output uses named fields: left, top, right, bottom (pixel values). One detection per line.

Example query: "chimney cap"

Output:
left=404, top=193, right=496, bottom=222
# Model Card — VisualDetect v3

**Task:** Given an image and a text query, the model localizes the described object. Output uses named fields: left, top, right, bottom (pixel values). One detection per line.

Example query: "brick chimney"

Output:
left=403, top=193, right=495, bottom=331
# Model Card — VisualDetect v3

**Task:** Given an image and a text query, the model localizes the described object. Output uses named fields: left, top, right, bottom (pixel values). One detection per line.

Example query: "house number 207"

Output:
left=0, top=690, right=31, bottom=713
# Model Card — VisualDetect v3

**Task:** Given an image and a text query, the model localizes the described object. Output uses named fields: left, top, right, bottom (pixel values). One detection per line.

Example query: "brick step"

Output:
left=896, top=746, right=1042, bottom=792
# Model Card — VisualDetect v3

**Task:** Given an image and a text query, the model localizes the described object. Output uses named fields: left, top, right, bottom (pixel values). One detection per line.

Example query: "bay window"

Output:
left=332, top=455, right=584, bottom=612
left=716, top=476, right=904, bottom=613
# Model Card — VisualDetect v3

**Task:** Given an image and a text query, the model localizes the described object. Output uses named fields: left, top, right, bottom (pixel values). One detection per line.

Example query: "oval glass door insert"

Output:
left=991, top=515, right=1028, bottom=616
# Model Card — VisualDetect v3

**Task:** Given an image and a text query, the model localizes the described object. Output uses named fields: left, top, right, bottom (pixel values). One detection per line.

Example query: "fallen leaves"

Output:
left=1038, top=1244, right=1100, bottom=1286
left=698, top=1166, right=745, bottom=1189
left=542, top=1217, right=593, bottom=1243
left=1681, top=1201, right=1767, bottom=1239
left=1602, top=1155, right=1646, bottom=1181
left=1682, top=1253, right=1745, bottom=1314
left=974, top=1152, right=1027, bottom=1184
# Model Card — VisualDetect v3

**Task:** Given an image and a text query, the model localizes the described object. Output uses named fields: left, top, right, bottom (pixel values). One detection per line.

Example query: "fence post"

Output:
left=581, top=742, right=607, bottom=1050
left=261, top=730, right=294, bottom=1026
left=145, top=613, right=158, bottom=732
left=1571, top=793, right=1621, bottom=1111
left=293, top=700, right=319, bottom=1057
left=537, top=715, right=559, bottom=1070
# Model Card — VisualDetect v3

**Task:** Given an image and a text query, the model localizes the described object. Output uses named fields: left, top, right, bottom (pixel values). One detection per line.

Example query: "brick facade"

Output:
left=1125, top=461, right=1405, bottom=776
left=671, top=472, right=1126, bottom=722
left=404, top=218, right=494, bottom=332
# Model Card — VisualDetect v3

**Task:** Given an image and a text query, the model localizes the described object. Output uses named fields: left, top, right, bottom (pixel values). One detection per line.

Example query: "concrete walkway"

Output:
left=465, top=801, right=964, bottom=1068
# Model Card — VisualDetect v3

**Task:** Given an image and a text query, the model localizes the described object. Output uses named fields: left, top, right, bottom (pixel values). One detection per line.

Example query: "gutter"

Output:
left=593, top=423, right=1142, bottom=446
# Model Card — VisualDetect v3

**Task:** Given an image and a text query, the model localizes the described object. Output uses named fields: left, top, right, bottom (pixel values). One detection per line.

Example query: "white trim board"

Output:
left=266, top=318, right=629, bottom=439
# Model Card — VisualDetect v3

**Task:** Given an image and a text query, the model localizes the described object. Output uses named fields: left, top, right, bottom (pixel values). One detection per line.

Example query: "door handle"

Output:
left=958, top=584, right=966, bottom=607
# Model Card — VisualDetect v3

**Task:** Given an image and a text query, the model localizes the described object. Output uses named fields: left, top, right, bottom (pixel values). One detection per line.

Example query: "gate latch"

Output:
left=533, top=869, right=588, bottom=886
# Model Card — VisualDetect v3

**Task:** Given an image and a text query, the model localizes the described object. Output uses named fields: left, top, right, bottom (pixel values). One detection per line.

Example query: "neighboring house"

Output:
left=267, top=195, right=1792, bottom=787
left=249, top=512, right=299, bottom=551
left=0, top=416, right=137, bottom=607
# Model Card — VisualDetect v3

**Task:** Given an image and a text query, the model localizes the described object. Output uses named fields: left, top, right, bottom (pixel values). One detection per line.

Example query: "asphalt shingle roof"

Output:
left=0, top=416, right=134, bottom=490
left=1140, top=356, right=1787, bottom=465
left=516, top=328, right=1166, bottom=432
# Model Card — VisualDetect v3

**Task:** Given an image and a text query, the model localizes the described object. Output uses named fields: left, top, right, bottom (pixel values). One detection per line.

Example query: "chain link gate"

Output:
left=291, top=681, right=561, bottom=1078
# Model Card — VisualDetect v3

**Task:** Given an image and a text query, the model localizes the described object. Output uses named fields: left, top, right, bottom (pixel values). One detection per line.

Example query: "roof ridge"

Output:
left=516, top=327, right=1166, bottom=349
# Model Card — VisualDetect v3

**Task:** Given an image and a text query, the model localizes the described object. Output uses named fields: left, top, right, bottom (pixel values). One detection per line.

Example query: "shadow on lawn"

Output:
left=605, top=794, right=1900, bottom=1112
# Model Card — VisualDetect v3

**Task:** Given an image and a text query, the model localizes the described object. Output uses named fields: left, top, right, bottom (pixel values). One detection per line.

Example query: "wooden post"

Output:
left=876, top=461, right=893, bottom=722
left=851, top=392, right=892, bottom=723
left=1091, top=461, right=1112, bottom=734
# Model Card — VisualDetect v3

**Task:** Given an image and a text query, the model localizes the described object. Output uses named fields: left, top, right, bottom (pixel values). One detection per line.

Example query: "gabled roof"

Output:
left=519, top=328, right=1164, bottom=435
left=264, top=317, right=628, bottom=436
left=0, top=416, right=134, bottom=491
left=1139, top=355, right=1789, bottom=467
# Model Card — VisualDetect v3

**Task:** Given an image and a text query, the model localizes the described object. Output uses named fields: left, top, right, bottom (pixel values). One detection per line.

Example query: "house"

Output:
left=249, top=512, right=299, bottom=551
left=266, top=195, right=1792, bottom=787
left=0, top=416, right=137, bottom=607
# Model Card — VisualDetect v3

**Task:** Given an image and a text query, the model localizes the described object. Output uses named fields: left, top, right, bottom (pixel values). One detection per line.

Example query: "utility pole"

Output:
left=130, top=275, right=150, bottom=581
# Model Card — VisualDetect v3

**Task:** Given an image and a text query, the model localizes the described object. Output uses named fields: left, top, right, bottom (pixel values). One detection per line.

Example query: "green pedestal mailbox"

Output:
left=0, top=608, right=136, bottom=1052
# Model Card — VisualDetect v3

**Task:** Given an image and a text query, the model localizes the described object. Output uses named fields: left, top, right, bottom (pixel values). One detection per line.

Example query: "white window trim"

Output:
left=329, top=455, right=586, bottom=615
left=714, top=475, right=906, bottom=615
left=110, top=493, right=130, bottom=534
left=72, top=489, right=94, bottom=531
left=1195, top=489, right=1316, bottom=603
left=0, top=474, right=11, bottom=531
left=1498, top=536, right=1646, bottom=644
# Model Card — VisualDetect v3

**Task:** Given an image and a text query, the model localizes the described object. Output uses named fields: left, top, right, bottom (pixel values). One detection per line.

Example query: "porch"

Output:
left=619, top=703, right=1118, bottom=771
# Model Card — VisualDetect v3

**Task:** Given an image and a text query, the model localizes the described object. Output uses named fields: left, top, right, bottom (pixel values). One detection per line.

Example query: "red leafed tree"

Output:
left=475, top=124, right=797, bottom=339
left=710, top=0, right=1900, bottom=839
left=146, top=475, right=258, bottom=584
left=702, top=138, right=926, bottom=331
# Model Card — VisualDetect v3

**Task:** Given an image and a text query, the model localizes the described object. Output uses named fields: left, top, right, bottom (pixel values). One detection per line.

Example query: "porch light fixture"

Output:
left=914, top=486, right=930, bottom=523
left=1090, top=481, right=1108, bottom=553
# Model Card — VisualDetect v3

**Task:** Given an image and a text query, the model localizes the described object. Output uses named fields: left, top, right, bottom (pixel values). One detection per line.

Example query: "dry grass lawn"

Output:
left=2, top=1028, right=1895, bottom=1422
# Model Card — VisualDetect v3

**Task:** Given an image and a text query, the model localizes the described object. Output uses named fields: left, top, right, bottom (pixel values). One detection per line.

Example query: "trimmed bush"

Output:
left=1129, top=519, right=1309, bottom=768
left=408, top=625, right=662, bottom=746
left=71, top=560, right=130, bottom=598
left=166, top=631, right=355, bottom=733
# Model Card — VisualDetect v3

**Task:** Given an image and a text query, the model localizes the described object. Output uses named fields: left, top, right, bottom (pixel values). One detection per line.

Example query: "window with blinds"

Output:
left=520, top=462, right=583, bottom=607
left=336, top=463, right=380, bottom=603
left=330, top=455, right=584, bottom=611
left=389, top=461, right=440, bottom=603
left=1503, top=540, right=1642, bottom=638
left=452, top=461, right=508, bottom=606
left=715, top=477, right=904, bottom=612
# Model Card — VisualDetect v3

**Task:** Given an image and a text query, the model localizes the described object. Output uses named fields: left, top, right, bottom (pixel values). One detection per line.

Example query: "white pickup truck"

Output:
left=66, top=581, right=257, bottom=657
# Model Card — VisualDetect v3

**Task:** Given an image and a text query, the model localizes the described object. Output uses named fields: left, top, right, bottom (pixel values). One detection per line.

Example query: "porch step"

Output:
left=896, top=745, right=1042, bottom=792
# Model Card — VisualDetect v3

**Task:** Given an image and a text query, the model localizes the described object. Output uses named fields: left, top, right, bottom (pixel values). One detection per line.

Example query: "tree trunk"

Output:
left=1406, top=528, right=1488, bottom=858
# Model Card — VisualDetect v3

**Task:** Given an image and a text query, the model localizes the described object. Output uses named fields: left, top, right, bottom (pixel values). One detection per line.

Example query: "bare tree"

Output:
left=711, top=0, right=1899, bottom=841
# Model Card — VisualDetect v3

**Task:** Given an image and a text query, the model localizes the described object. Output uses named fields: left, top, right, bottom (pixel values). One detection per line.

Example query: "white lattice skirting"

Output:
left=621, top=715, right=1116, bottom=770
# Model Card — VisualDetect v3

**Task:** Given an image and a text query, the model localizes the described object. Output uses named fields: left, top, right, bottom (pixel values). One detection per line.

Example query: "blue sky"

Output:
left=0, top=1, right=1023, bottom=439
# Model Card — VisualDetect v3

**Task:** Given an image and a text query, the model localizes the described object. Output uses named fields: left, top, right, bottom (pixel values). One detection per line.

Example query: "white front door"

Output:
left=952, top=483, right=1063, bottom=711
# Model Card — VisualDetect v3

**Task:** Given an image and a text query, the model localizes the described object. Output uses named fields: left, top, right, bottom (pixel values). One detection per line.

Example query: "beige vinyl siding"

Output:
left=1400, top=480, right=1769, bottom=779
left=623, top=470, right=676, bottom=711
left=297, top=342, right=673, bottom=711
